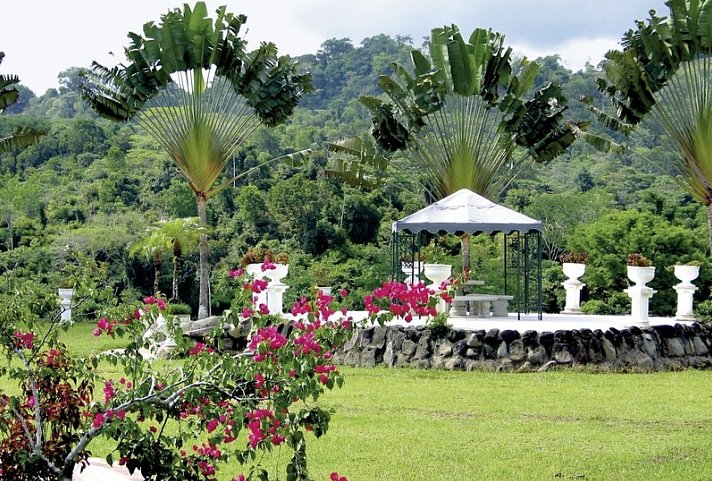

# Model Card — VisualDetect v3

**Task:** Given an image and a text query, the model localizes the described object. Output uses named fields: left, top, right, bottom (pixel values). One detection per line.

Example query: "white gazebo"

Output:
left=392, top=189, right=543, bottom=319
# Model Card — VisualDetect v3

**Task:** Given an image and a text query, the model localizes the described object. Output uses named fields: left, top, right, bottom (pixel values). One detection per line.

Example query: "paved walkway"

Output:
left=74, top=458, right=143, bottom=481
left=385, top=312, right=694, bottom=332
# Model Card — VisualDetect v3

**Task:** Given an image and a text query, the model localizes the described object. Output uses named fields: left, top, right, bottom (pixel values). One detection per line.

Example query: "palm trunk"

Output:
left=197, top=195, right=210, bottom=319
left=707, top=203, right=712, bottom=258
left=153, top=256, right=161, bottom=294
left=172, top=253, right=181, bottom=302
left=460, top=234, right=471, bottom=275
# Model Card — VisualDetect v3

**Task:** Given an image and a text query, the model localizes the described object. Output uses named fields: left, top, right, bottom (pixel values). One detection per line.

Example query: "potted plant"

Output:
left=673, top=260, right=701, bottom=286
left=241, top=247, right=289, bottom=282
left=400, top=252, right=424, bottom=283
left=559, top=251, right=587, bottom=314
left=421, top=239, right=452, bottom=288
left=312, top=266, right=333, bottom=295
left=166, top=303, right=192, bottom=330
left=559, top=251, right=587, bottom=282
left=626, top=252, right=655, bottom=286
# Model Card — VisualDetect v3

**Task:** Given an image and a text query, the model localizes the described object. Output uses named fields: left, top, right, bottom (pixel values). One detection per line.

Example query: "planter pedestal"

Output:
left=561, top=263, right=586, bottom=314
left=267, top=283, right=288, bottom=315
left=673, top=265, right=700, bottom=320
left=423, top=264, right=452, bottom=314
left=624, top=285, right=656, bottom=326
left=58, top=288, right=74, bottom=321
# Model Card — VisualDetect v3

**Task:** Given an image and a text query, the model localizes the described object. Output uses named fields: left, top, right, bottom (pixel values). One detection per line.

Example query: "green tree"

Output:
left=129, top=227, right=171, bottom=295
left=590, top=0, right=712, bottom=255
left=569, top=210, right=708, bottom=315
left=81, top=3, right=312, bottom=318
left=156, top=217, right=201, bottom=302
left=330, top=25, right=603, bottom=271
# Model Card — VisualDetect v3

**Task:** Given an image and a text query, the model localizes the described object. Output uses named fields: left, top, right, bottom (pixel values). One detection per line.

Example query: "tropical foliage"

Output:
left=81, top=2, right=312, bottom=318
left=591, top=0, right=712, bottom=253
left=0, top=51, right=43, bottom=153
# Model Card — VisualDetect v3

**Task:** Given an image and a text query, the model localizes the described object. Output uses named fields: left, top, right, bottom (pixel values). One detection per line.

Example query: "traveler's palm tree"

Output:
left=329, top=25, right=601, bottom=271
left=0, top=51, right=43, bottom=153
left=81, top=3, right=311, bottom=317
left=589, top=0, right=712, bottom=254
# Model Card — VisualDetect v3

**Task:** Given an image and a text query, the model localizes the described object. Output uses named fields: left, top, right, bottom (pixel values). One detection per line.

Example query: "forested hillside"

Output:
left=1, top=33, right=709, bottom=318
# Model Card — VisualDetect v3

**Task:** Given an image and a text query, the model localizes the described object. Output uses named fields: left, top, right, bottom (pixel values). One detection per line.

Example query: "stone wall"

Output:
left=331, top=323, right=712, bottom=372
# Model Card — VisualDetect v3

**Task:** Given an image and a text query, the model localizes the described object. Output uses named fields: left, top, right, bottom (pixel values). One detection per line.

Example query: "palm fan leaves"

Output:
left=81, top=2, right=312, bottom=318
left=644, top=55, right=712, bottom=204
left=0, top=51, right=44, bottom=153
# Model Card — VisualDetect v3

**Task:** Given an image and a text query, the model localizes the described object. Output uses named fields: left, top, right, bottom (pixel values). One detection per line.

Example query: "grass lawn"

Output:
left=306, top=368, right=712, bottom=481
left=4, top=324, right=712, bottom=481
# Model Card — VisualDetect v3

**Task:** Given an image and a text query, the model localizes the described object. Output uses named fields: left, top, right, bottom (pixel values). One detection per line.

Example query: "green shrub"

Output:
left=581, top=292, right=629, bottom=315
left=166, top=303, right=191, bottom=315
left=694, top=299, right=712, bottom=321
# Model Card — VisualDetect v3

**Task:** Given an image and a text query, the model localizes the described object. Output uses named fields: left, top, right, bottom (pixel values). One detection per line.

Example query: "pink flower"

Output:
left=232, top=476, right=246, bottom=481
left=14, top=331, right=35, bottom=350
left=331, top=472, right=348, bottom=481
left=340, top=289, right=349, bottom=297
left=318, top=374, right=329, bottom=385
left=103, top=380, right=115, bottom=403
left=188, top=342, right=214, bottom=356
left=206, top=418, right=219, bottom=433
left=229, top=267, right=244, bottom=278
left=92, top=412, right=105, bottom=429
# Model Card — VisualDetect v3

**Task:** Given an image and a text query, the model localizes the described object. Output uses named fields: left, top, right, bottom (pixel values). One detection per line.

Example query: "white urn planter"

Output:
left=626, top=266, right=656, bottom=286
left=423, top=263, right=452, bottom=314
left=423, top=263, right=452, bottom=289
left=245, top=263, right=264, bottom=278
left=624, top=266, right=656, bottom=326
left=401, top=261, right=423, bottom=285
left=673, top=264, right=700, bottom=320
left=245, top=263, right=268, bottom=309
left=265, top=264, right=289, bottom=315
left=561, top=263, right=586, bottom=314
left=265, top=263, right=289, bottom=284
left=674, top=265, right=700, bottom=285
left=58, top=288, right=74, bottom=321
left=317, top=286, right=332, bottom=296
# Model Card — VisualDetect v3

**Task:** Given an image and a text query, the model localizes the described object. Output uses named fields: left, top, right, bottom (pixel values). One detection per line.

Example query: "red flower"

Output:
left=14, top=331, right=35, bottom=350
left=103, top=380, right=115, bottom=403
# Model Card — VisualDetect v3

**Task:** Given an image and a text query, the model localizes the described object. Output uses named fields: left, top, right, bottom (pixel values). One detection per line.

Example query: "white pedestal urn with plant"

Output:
left=401, top=261, right=423, bottom=285
left=624, top=253, right=656, bottom=327
left=559, top=252, right=587, bottom=314
left=265, top=261, right=289, bottom=316
left=245, top=263, right=269, bottom=309
left=673, top=263, right=700, bottom=320
left=58, top=287, right=74, bottom=321
left=423, top=263, right=452, bottom=314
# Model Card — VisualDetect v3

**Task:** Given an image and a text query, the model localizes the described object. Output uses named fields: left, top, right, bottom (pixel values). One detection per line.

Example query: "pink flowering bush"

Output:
left=0, top=254, right=454, bottom=481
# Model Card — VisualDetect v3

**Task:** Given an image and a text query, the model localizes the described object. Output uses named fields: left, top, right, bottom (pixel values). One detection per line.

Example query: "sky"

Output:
left=1, top=0, right=669, bottom=95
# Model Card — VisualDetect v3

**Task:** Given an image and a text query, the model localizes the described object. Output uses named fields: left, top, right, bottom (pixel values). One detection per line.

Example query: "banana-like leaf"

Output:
left=362, top=22, right=582, bottom=199
left=325, top=137, right=389, bottom=190
left=0, top=127, right=44, bottom=153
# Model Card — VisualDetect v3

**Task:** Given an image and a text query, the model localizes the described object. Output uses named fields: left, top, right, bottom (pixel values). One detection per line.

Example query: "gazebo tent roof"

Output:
left=392, top=189, right=542, bottom=235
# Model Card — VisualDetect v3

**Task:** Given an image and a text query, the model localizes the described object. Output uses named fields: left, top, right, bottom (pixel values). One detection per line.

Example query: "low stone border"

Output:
left=332, top=322, right=712, bottom=372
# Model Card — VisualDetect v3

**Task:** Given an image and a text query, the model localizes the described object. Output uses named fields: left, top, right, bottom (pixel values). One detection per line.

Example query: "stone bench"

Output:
left=450, top=294, right=513, bottom=318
